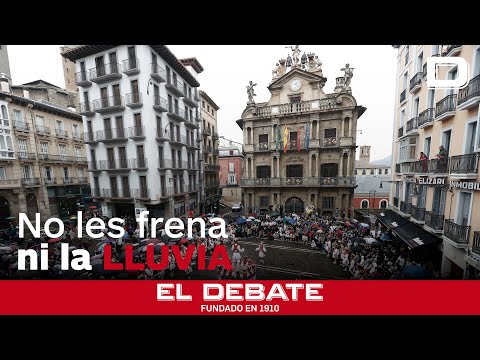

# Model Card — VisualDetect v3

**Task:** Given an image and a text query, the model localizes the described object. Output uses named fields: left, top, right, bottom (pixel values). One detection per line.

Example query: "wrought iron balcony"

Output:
left=78, top=177, right=89, bottom=183
left=72, top=133, right=82, bottom=142
left=425, top=211, right=444, bottom=231
left=442, top=45, right=462, bottom=57
left=406, top=117, right=418, bottom=134
left=449, top=153, right=479, bottom=174
left=79, top=102, right=95, bottom=116
left=134, top=188, right=150, bottom=199
left=151, top=63, right=166, bottom=83
left=158, top=159, right=175, bottom=170
left=204, top=145, right=213, bottom=153
left=165, top=75, right=185, bottom=98
left=91, top=188, right=102, bottom=198
left=202, top=128, right=212, bottom=136
left=399, top=161, right=416, bottom=174
left=122, top=58, right=140, bottom=75
left=94, top=95, right=125, bottom=114
left=75, top=71, right=91, bottom=87
left=55, top=129, right=69, bottom=139
left=205, top=164, right=220, bottom=171
left=156, top=128, right=169, bottom=141
left=96, top=128, right=128, bottom=142
left=87, top=161, right=102, bottom=172
left=254, top=98, right=340, bottom=117
left=22, top=177, right=40, bottom=186
left=472, top=232, right=480, bottom=257
left=398, top=126, right=404, bottom=139
left=400, top=89, right=406, bottom=103
left=457, top=75, right=480, bottom=110
left=35, top=125, right=51, bottom=136
left=63, top=177, right=76, bottom=184
left=170, top=134, right=187, bottom=146
left=255, top=142, right=270, bottom=151
left=128, top=126, right=145, bottom=139
left=183, top=90, right=199, bottom=107
left=444, top=219, right=470, bottom=246
left=418, top=108, right=434, bottom=128
left=83, top=132, right=97, bottom=144
left=18, top=152, right=36, bottom=161
left=429, top=158, right=449, bottom=174
left=212, top=132, right=219, bottom=140
left=132, top=158, right=148, bottom=170
left=12, top=121, right=29, bottom=131
left=435, top=94, right=456, bottom=121
left=101, top=158, right=131, bottom=171
left=160, top=187, right=174, bottom=198
left=89, top=63, right=122, bottom=83
left=213, top=148, right=219, bottom=155
left=411, top=205, right=425, bottom=221
left=184, top=117, right=199, bottom=129
left=43, top=177, right=56, bottom=185
left=153, top=95, right=168, bottom=112
left=409, top=72, right=423, bottom=93
left=125, top=92, right=142, bottom=108
left=167, top=106, right=186, bottom=122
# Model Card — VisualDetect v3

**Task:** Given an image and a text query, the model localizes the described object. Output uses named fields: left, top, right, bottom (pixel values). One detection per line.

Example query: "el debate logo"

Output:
left=427, top=56, right=469, bottom=89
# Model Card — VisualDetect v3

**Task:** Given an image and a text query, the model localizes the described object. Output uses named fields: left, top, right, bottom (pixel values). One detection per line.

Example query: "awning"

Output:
left=392, top=222, right=441, bottom=249
left=376, top=209, right=410, bottom=229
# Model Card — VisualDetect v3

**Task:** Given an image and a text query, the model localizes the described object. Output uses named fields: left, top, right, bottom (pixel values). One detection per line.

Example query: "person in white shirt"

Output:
left=255, top=241, right=267, bottom=264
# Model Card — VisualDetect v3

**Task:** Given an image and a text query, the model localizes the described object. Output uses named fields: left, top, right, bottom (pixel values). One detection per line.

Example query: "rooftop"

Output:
left=179, top=57, right=204, bottom=74
left=355, top=175, right=392, bottom=194
left=199, top=90, right=220, bottom=110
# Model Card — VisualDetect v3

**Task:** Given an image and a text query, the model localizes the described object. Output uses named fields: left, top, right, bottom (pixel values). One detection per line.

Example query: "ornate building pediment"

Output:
left=268, top=68, right=327, bottom=91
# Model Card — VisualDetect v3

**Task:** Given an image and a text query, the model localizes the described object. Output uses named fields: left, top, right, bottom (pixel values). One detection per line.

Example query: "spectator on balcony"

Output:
left=419, top=152, right=428, bottom=173
left=435, top=145, right=448, bottom=171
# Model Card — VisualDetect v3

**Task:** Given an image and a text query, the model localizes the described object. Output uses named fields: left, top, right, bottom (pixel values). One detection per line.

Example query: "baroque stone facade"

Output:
left=238, top=51, right=366, bottom=216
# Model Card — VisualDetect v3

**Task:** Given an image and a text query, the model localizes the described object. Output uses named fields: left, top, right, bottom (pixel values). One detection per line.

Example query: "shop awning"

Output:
left=392, top=222, right=441, bottom=250
left=376, top=210, right=410, bottom=229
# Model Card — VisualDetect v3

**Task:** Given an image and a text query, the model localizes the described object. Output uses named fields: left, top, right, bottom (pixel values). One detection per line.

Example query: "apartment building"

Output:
left=390, top=45, right=480, bottom=279
left=62, top=45, right=202, bottom=219
left=219, top=146, right=243, bottom=204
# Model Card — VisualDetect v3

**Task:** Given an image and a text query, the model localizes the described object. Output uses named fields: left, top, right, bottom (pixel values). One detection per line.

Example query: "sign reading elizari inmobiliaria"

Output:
left=405, top=177, right=480, bottom=190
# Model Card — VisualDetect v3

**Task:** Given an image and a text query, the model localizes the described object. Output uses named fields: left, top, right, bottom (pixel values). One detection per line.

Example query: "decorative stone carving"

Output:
left=286, top=156, right=303, bottom=163
left=246, top=81, right=257, bottom=104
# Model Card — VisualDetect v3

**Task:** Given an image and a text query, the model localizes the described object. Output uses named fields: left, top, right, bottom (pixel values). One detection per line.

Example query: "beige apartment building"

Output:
left=238, top=48, right=365, bottom=216
left=0, top=75, right=88, bottom=225
left=200, top=90, right=220, bottom=213
left=391, top=45, right=480, bottom=279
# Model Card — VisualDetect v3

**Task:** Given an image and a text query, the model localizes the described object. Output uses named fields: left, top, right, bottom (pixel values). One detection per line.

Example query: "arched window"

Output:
left=361, top=200, right=369, bottom=209
left=1, top=105, right=8, bottom=120
left=380, top=200, right=388, bottom=209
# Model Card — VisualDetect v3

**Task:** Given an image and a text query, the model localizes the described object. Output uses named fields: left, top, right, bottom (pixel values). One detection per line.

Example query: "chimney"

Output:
left=359, top=145, right=371, bottom=163
left=23, top=89, right=30, bottom=99
left=0, top=73, right=9, bottom=93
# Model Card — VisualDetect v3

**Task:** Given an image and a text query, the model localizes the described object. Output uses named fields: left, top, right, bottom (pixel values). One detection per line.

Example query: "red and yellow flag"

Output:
left=283, top=125, right=289, bottom=154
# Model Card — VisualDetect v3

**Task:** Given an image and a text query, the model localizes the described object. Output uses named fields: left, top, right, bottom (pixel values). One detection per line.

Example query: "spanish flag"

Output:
left=283, top=125, right=289, bottom=154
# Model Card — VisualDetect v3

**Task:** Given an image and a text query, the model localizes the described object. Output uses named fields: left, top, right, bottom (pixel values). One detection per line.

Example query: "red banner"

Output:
left=0, top=280, right=479, bottom=315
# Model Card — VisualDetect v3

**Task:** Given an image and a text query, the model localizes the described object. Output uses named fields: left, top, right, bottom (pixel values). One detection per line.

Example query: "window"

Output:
left=229, top=162, right=234, bottom=172
left=44, top=166, right=52, bottom=181
left=324, top=128, right=336, bottom=138
left=432, top=45, right=440, bottom=56
left=416, top=52, right=423, bottom=73
left=22, top=165, right=32, bottom=179
left=362, top=169, right=366, bottom=175
left=72, top=124, right=80, bottom=139
left=212, top=109, right=215, bottom=116
left=466, top=121, right=477, bottom=154
left=259, top=134, right=268, bottom=145
left=400, top=109, right=405, bottom=127
left=40, top=142, right=48, bottom=154
left=457, top=192, right=472, bottom=226
left=402, top=72, right=408, bottom=92
left=321, top=163, right=338, bottom=177
left=427, top=89, right=435, bottom=109
left=370, top=169, right=374, bottom=175
left=75, top=147, right=81, bottom=159
left=361, top=200, right=369, bottom=209
left=378, top=169, right=382, bottom=174
left=432, top=186, right=446, bottom=215
left=229, top=150, right=234, bottom=156
left=13, top=109, right=23, bottom=124
left=58, top=144, right=67, bottom=159
left=0, top=105, right=8, bottom=124
left=202, top=100, right=205, bottom=108
left=17, top=139, right=27, bottom=156
left=286, top=164, right=303, bottom=178
left=405, top=45, right=409, bottom=65
left=442, top=130, right=451, bottom=154
left=260, top=196, right=269, bottom=207
left=77, top=167, right=84, bottom=178
left=355, top=169, right=358, bottom=175
left=384, top=169, right=388, bottom=175
left=56, top=120, right=64, bottom=131
left=399, top=137, right=417, bottom=162
left=322, top=197, right=335, bottom=209
left=380, top=200, right=387, bottom=209
left=424, top=137, right=431, bottom=158
left=228, top=173, right=236, bottom=184
left=256, top=165, right=271, bottom=178
left=290, top=95, right=301, bottom=103
left=207, top=105, right=210, bottom=112
left=0, top=166, right=5, bottom=180
left=63, top=167, right=69, bottom=180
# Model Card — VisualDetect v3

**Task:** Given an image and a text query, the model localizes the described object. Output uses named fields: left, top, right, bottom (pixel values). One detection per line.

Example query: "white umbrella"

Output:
left=246, top=219, right=253, bottom=222
left=254, top=219, right=261, bottom=222
left=248, top=216, right=255, bottom=220
left=364, top=237, right=377, bottom=245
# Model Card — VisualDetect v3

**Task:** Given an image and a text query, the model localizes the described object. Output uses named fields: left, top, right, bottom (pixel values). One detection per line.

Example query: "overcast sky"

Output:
left=7, top=45, right=397, bottom=161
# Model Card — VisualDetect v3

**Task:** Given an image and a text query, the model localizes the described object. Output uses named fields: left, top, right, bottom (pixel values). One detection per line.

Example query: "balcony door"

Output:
left=104, top=118, right=112, bottom=139
left=107, top=148, right=115, bottom=169
left=22, top=165, right=32, bottom=179
left=110, top=177, right=118, bottom=197
left=116, top=116, right=124, bottom=137
left=112, top=84, right=121, bottom=106
left=131, top=80, right=139, bottom=103
left=100, top=87, right=108, bottom=108
left=466, top=121, right=477, bottom=154
left=442, top=130, right=451, bottom=155
left=80, top=61, right=87, bottom=81
left=95, top=56, right=105, bottom=76
left=456, top=192, right=472, bottom=226
left=17, top=139, right=27, bottom=157
left=320, top=163, right=338, bottom=177
left=109, top=52, right=118, bottom=73
left=432, top=187, right=446, bottom=215
left=127, top=46, right=136, bottom=69
left=122, top=176, right=130, bottom=197
left=44, top=166, right=52, bottom=181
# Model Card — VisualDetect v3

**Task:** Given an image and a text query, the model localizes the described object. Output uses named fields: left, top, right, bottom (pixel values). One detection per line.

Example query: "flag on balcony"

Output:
left=276, top=123, right=281, bottom=152
left=305, top=122, right=310, bottom=149
left=283, top=125, right=289, bottom=154
left=297, top=124, right=301, bottom=152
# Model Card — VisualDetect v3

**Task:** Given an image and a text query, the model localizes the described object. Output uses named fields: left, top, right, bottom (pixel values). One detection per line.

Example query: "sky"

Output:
left=7, top=45, right=397, bottom=161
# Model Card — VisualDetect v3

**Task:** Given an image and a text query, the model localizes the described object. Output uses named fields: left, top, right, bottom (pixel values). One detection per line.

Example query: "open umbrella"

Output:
left=246, top=219, right=252, bottom=222
left=359, top=223, right=370, bottom=228
left=352, top=237, right=366, bottom=245
left=254, top=219, right=262, bottom=223
left=379, top=234, right=393, bottom=242
left=140, top=238, right=160, bottom=245
left=364, top=237, right=378, bottom=245
left=0, top=247, right=13, bottom=255
left=236, top=218, right=246, bottom=225
left=89, top=205, right=97, bottom=210
left=180, top=238, right=189, bottom=244
left=4, top=216, right=16, bottom=220
left=48, top=238, right=62, bottom=243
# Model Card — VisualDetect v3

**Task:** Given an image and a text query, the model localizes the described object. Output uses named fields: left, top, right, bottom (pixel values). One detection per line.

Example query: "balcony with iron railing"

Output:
left=429, top=157, right=449, bottom=174
left=153, top=95, right=168, bottom=112
left=122, top=58, right=140, bottom=75
left=155, top=128, right=169, bottom=142
left=457, top=75, right=480, bottom=110
left=63, top=177, right=76, bottom=184
left=422, top=62, right=427, bottom=79
left=55, top=129, right=69, bottom=139
left=132, top=158, right=148, bottom=170
left=406, top=117, right=418, bottom=134
left=72, top=132, right=82, bottom=142
left=254, top=98, right=341, bottom=117
left=472, top=232, right=480, bottom=257
left=151, top=63, right=166, bottom=83
left=83, top=132, right=97, bottom=144
left=202, top=128, right=212, bottom=136
left=102, top=188, right=133, bottom=199
left=94, top=95, right=125, bottom=114
left=418, top=108, right=434, bottom=128
left=400, top=89, right=406, bottom=103
left=254, top=142, right=270, bottom=152
left=411, top=205, right=425, bottom=222
left=205, top=164, right=220, bottom=172
left=75, top=71, right=91, bottom=87
left=172, top=161, right=189, bottom=170
left=18, top=152, right=36, bottom=161
left=79, top=102, right=95, bottom=116
left=183, top=90, right=199, bottom=107
left=166, top=75, right=185, bottom=98
left=449, top=153, right=479, bottom=177
left=212, top=132, right=219, bottom=140
left=169, top=134, right=187, bottom=146
left=22, top=177, right=40, bottom=186
left=96, top=128, right=128, bottom=142
left=78, top=177, right=89, bottom=184
left=43, top=177, right=56, bottom=185
left=285, top=139, right=306, bottom=151
left=12, top=121, right=29, bottom=132
left=442, top=45, right=462, bottom=57
left=91, top=188, right=101, bottom=197
left=425, top=211, right=444, bottom=231
left=38, top=154, right=85, bottom=163
left=443, top=219, right=470, bottom=247
left=101, top=158, right=131, bottom=171
left=167, top=105, right=186, bottom=122
left=409, top=72, right=423, bottom=93
left=35, top=125, right=51, bottom=136
left=213, top=148, right=219, bottom=155
left=87, top=161, right=102, bottom=172
left=435, top=94, right=456, bottom=121
left=133, top=188, right=150, bottom=199
left=126, top=92, right=142, bottom=108
left=89, top=63, right=122, bottom=83
left=204, top=145, right=213, bottom=153
left=158, top=159, right=175, bottom=170
left=399, top=161, right=416, bottom=174
left=160, top=187, right=174, bottom=198
left=399, top=201, right=411, bottom=216
left=184, top=115, right=199, bottom=129
left=128, top=126, right=145, bottom=139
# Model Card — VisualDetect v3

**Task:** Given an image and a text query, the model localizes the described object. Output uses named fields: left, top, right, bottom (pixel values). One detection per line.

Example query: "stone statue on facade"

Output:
left=286, top=45, right=301, bottom=68
left=272, top=63, right=280, bottom=81
left=278, top=59, right=287, bottom=77
left=301, top=52, right=307, bottom=70
left=314, top=56, right=323, bottom=76
left=246, top=80, right=257, bottom=104
left=341, top=63, right=354, bottom=89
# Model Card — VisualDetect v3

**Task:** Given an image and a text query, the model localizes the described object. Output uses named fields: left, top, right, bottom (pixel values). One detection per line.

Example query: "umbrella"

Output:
left=91, top=254, right=103, bottom=261
left=89, top=205, right=97, bottom=210
left=48, top=238, right=62, bottom=243
left=180, top=238, right=189, bottom=244
left=70, top=216, right=78, bottom=220
left=351, top=245, right=363, bottom=253
left=236, top=218, right=246, bottom=224
left=403, top=265, right=431, bottom=279
left=248, top=216, right=255, bottom=220
left=4, top=216, right=16, bottom=220
left=246, top=219, right=252, bottom=222
left=359, top=223, right=370, bottom=228
left=254, top=219, right=261, bottom=223
left=140, top=238, right=160, bottom=245
left=380, top=234, right=393, bottom=242
left=364, top=237, right=378, bottom=245
left=0, top=247, right=13, bottom=255
left=352, top=237, right=366, bottom=245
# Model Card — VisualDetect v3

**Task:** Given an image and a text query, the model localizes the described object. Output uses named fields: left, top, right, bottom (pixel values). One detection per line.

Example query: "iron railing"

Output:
left=458, top=75, right=480, bottom=106
left=444, top=219, right=470, bottom=245
left=425, top=211, right=444, bottom=230
left=449, top=153, right=479, bottom=174
left=435, top=94, right=456, bottom=118
left=418, top=108, right=434, bottom=127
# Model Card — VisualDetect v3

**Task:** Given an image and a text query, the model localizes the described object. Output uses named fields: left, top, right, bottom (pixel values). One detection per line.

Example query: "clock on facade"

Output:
left=290, top=78, right=302, bottom=91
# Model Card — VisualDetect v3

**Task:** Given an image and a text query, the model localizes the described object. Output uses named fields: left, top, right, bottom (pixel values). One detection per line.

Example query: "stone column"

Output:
left=277, top=156, right=280, bottom=178
left=271, top=156, right=275, bottom=177
left=339, top=154, right=343, bottom=177
left=346, top=151, right=351, bottom=177
left=348, top=116, right=352, bottom=137
left=340, top=117, right=344, bottom=140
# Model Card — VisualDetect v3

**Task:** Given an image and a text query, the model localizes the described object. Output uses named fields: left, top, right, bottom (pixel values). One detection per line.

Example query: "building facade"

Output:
left=390, top=45, right=480, bottom=279
left=219, top=146, right=243, bottom=204
left=0, top=75, right=88, bottom=226
left=199, top=90, right=220, bottom=213
left=0, top=45, right=11, bottom=85
left=62, top=45, right=202, bottom=219
left=238, top=48, right=366, bottom=216
left=354, top=145, right=391, bottom=209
